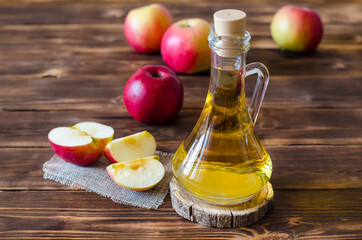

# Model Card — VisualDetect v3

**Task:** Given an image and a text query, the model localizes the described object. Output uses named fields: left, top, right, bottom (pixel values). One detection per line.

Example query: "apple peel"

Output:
left=124, top=3, right=172, bottom=53
left=48, top=122, right=114, bottom=166
left=106, top=155, right=165, bottom=191
left=123, top=65, right=183, bottom=124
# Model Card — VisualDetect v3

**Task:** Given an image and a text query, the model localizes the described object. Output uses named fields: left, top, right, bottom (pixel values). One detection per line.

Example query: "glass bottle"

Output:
left=172, top=10, right=272, bottom=205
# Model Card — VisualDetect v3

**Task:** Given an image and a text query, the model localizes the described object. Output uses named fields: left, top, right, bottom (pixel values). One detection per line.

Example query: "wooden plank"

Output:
left=0, top=3, right=359, bottom=79
left=0, top=108, right=361, bottom=148
left=0, top=1, right=360, bottom=27
left=246, top=48, right=361, bottom=77
left=0, top=107, right=360, bottom=131
left=269, top=145, right=362, bottom=189
left=0, top=23, right=360, bottom=50
left=1, top=143, right=361, bottom=190
left=1, top=74, right=361, bottom=110
left=0, top=148, right=66, bottom=190
left=0, top=190, right=361, bottom=238
left=0, top=45, right=359, bottom=77
left=1, top=0, right=361, bottom=4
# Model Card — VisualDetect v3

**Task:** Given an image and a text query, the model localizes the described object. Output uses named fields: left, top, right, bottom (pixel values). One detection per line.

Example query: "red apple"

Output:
left=161, top=18, right=211, bottom=74
left=104, top=131, right=156, bottom=164
left=270, top=5, right=323, bottom=52
left=124, top=3, right=172, bottom=53
left=106, top=155, right=165, bottom=191
left=48, top=122, right=114, bottom=166
left=123, top=65, right=183, bottom=124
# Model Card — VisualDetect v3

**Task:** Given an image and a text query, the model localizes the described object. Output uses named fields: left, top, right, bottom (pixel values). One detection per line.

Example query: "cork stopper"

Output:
left=212, top=9, right=248, bottom=58
left=214, top=9, right=246, bottom=37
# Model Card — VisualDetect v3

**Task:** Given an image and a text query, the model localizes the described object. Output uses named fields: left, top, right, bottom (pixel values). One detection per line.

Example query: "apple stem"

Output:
left=151, top=72, right=163, bottom=78
left=179, top=23, right=191, bottom=28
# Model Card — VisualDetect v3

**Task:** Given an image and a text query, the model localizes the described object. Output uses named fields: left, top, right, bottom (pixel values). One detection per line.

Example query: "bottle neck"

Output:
left=208, top=27, right=250, bottom=103
left=210, top=49, right=246, bottom=95
left=209, top=50, right=246, bottom=113
left=211, top=49, right=246, bottom=70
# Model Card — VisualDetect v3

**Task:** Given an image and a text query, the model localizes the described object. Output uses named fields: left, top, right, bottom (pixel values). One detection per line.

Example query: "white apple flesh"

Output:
left=48, top=122, right=114, bottom=166
left=104, top=131, right=156, bottom=164
left=106, top=156, right=165, bottom=191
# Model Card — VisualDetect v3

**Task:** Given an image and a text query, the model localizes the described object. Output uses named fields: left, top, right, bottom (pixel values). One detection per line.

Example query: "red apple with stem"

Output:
left=124, top=3, right=172, bottom=53
left=270, top=5, right=323, bottom=52
left=161, top=18, right=211, bottom=74
left=123, top=65, right=183, bottom=124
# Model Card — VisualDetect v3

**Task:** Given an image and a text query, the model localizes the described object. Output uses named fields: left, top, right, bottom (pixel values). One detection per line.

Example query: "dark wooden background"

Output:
left=0, top=0, right=361, bottom=239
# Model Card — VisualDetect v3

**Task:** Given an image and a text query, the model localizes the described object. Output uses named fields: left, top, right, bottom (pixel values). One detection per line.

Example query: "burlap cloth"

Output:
left=43, top=151, right=174, bottom=209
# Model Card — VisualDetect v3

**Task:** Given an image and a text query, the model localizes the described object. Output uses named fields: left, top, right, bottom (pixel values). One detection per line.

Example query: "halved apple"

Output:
left=104, top=130, right=156, bottom=163
left=106, top=156, right=165, bottom=191
left=48, top=122, right=114, bottom=166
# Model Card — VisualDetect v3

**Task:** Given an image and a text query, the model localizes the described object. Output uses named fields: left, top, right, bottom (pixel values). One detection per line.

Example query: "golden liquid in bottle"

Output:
left=172, top=66, right=272, bottom=205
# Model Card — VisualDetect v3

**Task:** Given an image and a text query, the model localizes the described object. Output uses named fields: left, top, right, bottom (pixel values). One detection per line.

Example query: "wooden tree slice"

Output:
left=170, top=177, right=273, bottom=228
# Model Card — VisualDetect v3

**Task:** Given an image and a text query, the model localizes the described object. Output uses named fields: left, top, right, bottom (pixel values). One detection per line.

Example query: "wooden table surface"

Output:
left=1, top=0, right=361, bottom=239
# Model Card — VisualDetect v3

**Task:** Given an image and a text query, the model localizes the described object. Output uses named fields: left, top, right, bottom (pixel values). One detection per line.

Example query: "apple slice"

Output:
left=48, top=122, right=114, bottom=166
left=104, top=131, right=156, bottom=164
left=106, top=155, right=165, bottom=191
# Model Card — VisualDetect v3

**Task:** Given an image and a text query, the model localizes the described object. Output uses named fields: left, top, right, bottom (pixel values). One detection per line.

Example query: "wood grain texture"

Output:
left=0, top=47, right=360, bottom=77
left=0, top=1, right=360, bottom=28
left=170, top=178, right=274, bottom=228
left=1, top=145, right=361, bottom=191
left=0, top=0, right=361, bottom=238
left=1, top=75, right=361, bottom=110
left=1, top=108, right=361, bottom=149
left=0, top=190, right=361, bottom=239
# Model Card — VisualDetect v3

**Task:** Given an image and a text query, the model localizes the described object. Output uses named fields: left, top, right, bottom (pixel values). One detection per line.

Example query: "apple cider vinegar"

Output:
left=172, top=9, right=272, bottom=205
left=173, top=66, right=272, bottom=205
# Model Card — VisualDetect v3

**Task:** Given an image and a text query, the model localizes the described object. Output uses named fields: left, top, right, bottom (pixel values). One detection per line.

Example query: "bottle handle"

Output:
left=245, top=62, right=269, bottom=124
